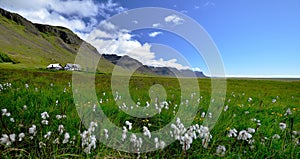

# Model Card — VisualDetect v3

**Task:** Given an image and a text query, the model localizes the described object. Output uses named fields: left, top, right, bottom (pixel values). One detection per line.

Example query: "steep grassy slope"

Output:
left=0, top=8, right=116, bottom=73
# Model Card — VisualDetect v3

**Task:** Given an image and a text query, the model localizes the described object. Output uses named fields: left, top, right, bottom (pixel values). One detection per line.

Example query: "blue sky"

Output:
left=1, top=0, right=300, bottom=77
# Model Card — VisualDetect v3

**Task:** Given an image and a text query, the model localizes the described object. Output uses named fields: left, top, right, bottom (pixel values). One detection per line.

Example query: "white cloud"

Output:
left=152, top=23, right=161, bottom=28
left=132, top=20, right=138, bottom=24
left=86, top=21, right=191, bottom=70
left=192, top=67, right=202, bottom=72
left=0, top=0, right=126, bottom=35
left=203, top=1, right=215, bottom=7
left=149, top=31, right=162, bottom=38
left=164, top=14, right=184, bottom=25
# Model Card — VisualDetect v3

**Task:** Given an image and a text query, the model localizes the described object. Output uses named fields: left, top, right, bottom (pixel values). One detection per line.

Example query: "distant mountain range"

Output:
left=0, top=8, right=206, bottom=78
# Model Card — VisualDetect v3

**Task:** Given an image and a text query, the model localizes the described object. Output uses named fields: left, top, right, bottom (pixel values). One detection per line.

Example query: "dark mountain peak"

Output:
left=102, top=54, right=207, bottom=78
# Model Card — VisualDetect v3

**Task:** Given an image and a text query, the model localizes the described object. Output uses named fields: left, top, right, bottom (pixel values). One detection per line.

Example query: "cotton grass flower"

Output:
left=63, top=132, right=70, bottom=144
left=143, top=126, right=151, bottom=139
left=284, top=108, right=292, bottom=116
left=29, top=125, right=37, bottom=136
left=247, top=128, right=255, bottom=133
left=10, top=118, right=15, bottom=122
left=216, top=145, right=226, bottom=157
left=58, top=124, right=64, bottom=135
left=224, top=105, right=228, bottom=112
left=279, top=122, right=286, bottom=130
left=44, top=131, right=51, bottom=140
left=39, top=142, right=46, bottom=148
left=125, top=121, right=132, bottom=130
left=104, top=129, right=109, bottom=139
left=272, top=134, right=280, bottom=139
left=228, top=128, right=238, bottom=138
left=0, top=134, right=11, bottom=146
left=237, top=130, right=252, bottom=141
left=41, top=112, right=49, bottom=119
left=41, top=120, right=49, bottom=125
left=18, top=133, right=25, bottom=141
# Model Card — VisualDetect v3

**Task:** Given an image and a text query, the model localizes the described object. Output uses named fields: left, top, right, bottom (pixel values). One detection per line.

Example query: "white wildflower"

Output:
left=5, top=112, right=11, bottom=117
left=63, top=132, right=70, bottom=144
left=279, top=122, right=286, bottom=130
left=248, top=97, right=253, bottom=102
left=247, top=128, right=255, bottom=133
left=1, top=108, right=7, bottom=116
left=122, top=126, right=127, bottom=141
left=104, top=129, right=109, bottom=139
left=56, top=115, right=62, bottom=120
left=143, top=126, right=151, bottom=139
left=9, top=134, right=16, bottom=142
left=224, top=105, right=228, bottom=111
left=237, top=130, right=252, bottom=141
left=284, top=108, right=292, bottom=116
left=0, top=134, right=11, bottom=146
left=10, top=118, right=15, bottom=122
left=41, top=112, right=49, bottom=119
left=18, top=133, right=25, bottom=141
left=228, top=129, right=238, bottom=138
left=29, top=125, right=37, bottom=136
left=39, top=142, right=46, bottom=148
left=201, top=112, right=205, bottom=118
left=208, top=112, right=212, bottom=118
left=216, top=145, right=226, bottom=157
left=41, top=120, right=48, bottom=125
left=44, top=131, right=52, bottom=140
left=53, top=138, right=60, bottom=144
left=272, top=134, right=280, bottom=139
left=154, top=137, right=159, bottom=149
left=125, top=121, right=132, bottom=130
left=58, top=124, right=64, bottom=135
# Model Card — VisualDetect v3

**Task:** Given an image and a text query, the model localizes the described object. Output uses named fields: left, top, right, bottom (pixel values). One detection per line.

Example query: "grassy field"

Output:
left=0, top=68, right=300, bottom=158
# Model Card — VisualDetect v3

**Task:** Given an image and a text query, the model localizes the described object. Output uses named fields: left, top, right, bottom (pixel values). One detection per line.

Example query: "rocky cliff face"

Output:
left=0, top=8, right=82, bottom=46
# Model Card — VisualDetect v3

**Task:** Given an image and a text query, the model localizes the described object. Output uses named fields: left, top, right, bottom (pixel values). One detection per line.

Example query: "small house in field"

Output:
left=46, top=64, right=63, bottom=70
left=64, top=63, right=81, bottom=71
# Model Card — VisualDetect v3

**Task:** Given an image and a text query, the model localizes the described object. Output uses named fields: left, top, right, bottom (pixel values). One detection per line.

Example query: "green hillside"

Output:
left=0, top=8, right=116, bottom=73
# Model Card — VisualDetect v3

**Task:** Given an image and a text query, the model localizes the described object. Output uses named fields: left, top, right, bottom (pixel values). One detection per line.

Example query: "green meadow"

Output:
left=0, top=68, right=300, bottom=158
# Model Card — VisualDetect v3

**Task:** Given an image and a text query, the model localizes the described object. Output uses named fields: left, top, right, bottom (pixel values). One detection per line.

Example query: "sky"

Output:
left=0, top=0, right=300, bottom=78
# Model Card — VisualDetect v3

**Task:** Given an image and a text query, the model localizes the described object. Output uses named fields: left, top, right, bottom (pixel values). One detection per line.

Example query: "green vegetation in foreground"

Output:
left=0, top=51, right=15, bottom=63
left=0, top=68, right=300, bottom=158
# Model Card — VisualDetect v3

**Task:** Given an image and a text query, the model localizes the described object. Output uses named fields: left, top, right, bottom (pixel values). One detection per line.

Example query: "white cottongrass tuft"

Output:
left=284, top=108, right=292, bottom=116
left=104, top=129, right=109, bottom=139
left=247, top=128, right=255, bottom=134
left=272, top=134, right=280, bottom=139
left=228, top=128, right=238, bottom=138
left=44, top=131, right=52, bottom=140
left=125, top=121, right=132, bottom=130
left=122, top=126, right=127, bottom=141
left=18, top=133, right=25, bottom=141
left=216, top=145, right=226, bottom=157
left=279, top=122, right=286, bottom=130
left=41, top=112, right=49, bottom=119
left=63, top=132, right=70, bottom=144
left=237, top=130, right=252, bottom=141
left=143, top=126, right=151, bottom=139
left=0, top=134, right=11, bottom=146
left=58, top=124, right=64, bottom=135
left=29, top=125, right=37, bottom=136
